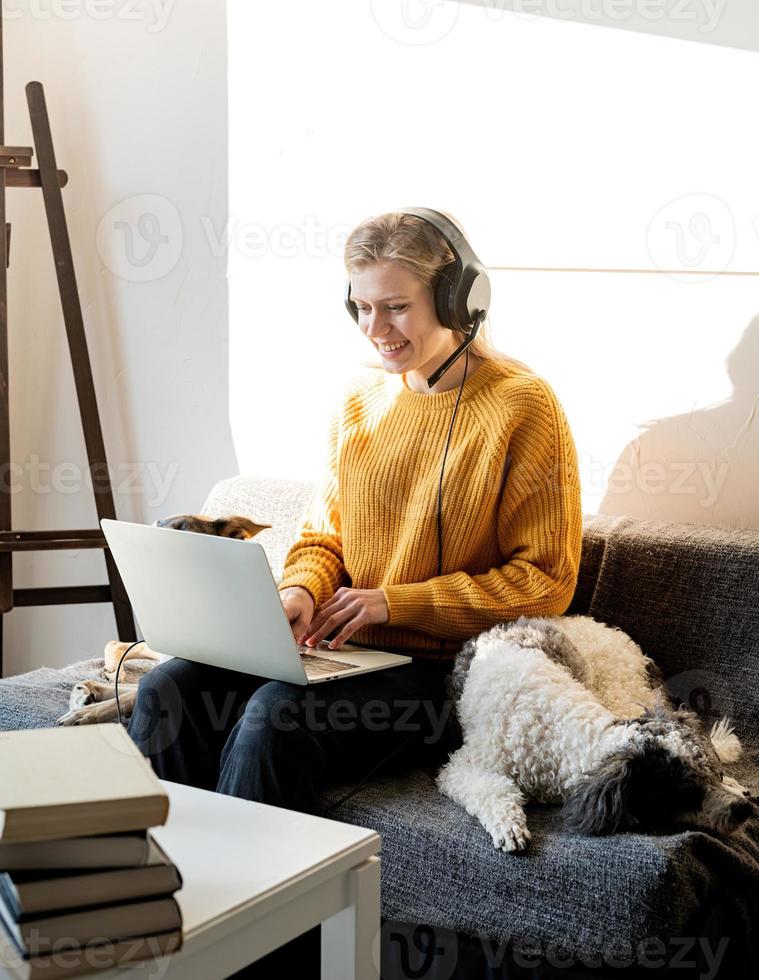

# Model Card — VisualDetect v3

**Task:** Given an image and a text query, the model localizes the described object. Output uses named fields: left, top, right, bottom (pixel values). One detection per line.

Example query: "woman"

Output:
left=127, top=210, right=583, bottom=818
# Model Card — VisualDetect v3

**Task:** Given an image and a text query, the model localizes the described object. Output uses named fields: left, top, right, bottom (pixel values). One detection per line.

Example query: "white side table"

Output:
left=96, top=779, right=381, bottom=980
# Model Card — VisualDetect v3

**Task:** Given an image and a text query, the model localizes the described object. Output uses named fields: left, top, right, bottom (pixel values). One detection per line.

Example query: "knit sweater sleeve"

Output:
left=276, top=408, right=349, bottom=609
left=381, top=378, right=583, bottom=640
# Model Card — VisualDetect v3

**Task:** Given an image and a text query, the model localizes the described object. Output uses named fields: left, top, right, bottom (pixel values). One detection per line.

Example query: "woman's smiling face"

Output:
left=350, top=260, right=462, bottom=387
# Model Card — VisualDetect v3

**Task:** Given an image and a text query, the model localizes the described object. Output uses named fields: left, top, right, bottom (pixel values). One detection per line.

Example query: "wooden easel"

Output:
left=0, top=12, right=136, bottom=676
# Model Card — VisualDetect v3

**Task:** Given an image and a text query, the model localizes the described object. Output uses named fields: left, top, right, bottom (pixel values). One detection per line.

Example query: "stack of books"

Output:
left=0, top=725, right=183, bottom=979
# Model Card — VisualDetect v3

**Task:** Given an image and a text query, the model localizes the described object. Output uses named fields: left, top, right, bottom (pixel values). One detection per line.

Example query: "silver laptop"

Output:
left=100, top=519, right=412, bottom=684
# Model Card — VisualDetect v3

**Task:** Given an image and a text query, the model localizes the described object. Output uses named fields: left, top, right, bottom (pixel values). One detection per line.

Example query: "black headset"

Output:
left=322, top=208, right=492, bottom=814
left=344, top=206, right=491, bottom=387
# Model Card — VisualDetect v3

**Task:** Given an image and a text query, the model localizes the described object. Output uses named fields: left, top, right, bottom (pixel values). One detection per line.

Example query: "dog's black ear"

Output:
left=562, top=753, right=635, bottom=835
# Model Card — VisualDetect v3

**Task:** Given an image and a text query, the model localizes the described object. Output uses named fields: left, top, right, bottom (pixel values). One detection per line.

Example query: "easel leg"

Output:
left=27, top=82, right=136, bottom=643
left=104, top=549, right=137, bottom=642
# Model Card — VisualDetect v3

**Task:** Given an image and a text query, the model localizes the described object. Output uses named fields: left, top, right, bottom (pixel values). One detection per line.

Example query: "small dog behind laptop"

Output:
left=57, top=514, right=270, bottom=726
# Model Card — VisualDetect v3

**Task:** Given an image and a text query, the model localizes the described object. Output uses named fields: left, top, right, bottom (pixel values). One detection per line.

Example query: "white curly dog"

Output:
left=436, top=615, right=755, bottom=852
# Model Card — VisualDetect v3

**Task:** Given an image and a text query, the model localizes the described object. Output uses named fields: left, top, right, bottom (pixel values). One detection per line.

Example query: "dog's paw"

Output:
left=57, top=706, right=93, bottom=726
left=489, top=819, right=531, bottom=853
left=722, top=775, right=752, bottom=798
left=68, top=680, right=103, bottom=710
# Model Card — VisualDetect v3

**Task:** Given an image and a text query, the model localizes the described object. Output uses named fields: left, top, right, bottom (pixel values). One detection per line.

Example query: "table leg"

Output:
left=321, top=855, right=380, bottom=980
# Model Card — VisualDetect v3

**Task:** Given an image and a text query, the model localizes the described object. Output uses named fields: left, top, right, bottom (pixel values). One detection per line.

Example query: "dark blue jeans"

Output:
left=127, top=654, right=454, bottom=979
left=127, top=654, right=452, bottom=814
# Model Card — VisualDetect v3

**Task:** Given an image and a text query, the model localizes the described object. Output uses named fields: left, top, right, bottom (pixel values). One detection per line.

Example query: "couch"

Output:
left=2, top=475, right=758, bottom=980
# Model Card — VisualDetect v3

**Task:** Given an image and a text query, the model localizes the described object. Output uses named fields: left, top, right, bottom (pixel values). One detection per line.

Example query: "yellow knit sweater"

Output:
left=277, top=356, right=583, bottom=660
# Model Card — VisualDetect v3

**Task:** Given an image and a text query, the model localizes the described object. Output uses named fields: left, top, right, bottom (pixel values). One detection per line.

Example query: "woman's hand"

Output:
left=279, top=586, right=315, bottom=642
left=300, top=587, right=389, bottom=649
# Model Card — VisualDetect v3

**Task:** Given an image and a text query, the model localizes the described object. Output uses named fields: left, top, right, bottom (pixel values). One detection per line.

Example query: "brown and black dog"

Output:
left=56, top=514, right=270, bottom=726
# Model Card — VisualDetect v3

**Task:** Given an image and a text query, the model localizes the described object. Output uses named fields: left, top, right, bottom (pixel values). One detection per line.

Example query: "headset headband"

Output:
left=344, top=207, right=491, bottom=335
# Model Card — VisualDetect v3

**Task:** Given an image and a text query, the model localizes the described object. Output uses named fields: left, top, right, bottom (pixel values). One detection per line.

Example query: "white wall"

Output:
left=229, top=0, right=759, bottom=529
left=5, top=0, right=758, bottom=675
left=3, top=0, right=235, bottom=675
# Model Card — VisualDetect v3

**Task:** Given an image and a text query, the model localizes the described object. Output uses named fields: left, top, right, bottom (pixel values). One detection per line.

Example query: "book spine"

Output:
left=15, top=866, right=182, bottom=918
left=2, top=797, right=169, bottom=844
left=0, top=831, right=150, bottom=871
left=19, top=897, right=181, bottom=954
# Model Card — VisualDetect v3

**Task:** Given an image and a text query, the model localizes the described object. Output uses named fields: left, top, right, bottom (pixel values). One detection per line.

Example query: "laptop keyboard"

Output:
left=299, top=652, right=357, bottom=676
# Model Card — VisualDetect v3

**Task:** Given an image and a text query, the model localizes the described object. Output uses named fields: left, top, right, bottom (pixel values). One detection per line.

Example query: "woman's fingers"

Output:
left=317, top=611, right=363, bottom=650
left=321, top=605, right=368, bottom=650
left=304, top=604, right=352, bottom=647
left=300, top=588, right=384, bottom=649
left=304, top=593, right=338, bottom=637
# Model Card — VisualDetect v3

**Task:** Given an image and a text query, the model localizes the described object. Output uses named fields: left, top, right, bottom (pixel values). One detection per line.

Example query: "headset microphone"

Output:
left=426, top=308, right=483, bottom=388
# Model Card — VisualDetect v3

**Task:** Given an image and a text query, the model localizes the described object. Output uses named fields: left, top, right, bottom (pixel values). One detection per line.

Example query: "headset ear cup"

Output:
left=435, top=261, right=457, bottom=330
left=344, top=279, right=358, bottom=323
left=460, top=266, right=491, bottom=328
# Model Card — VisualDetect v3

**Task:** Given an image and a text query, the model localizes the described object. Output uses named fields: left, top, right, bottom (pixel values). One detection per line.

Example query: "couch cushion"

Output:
left=584, top=516, right=759, bottom=743
left=320, top=766, right=759, bottom=964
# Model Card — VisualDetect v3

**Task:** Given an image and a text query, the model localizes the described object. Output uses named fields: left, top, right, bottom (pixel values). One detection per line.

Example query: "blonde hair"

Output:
left=344, top=210, right=534, bottom=374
